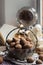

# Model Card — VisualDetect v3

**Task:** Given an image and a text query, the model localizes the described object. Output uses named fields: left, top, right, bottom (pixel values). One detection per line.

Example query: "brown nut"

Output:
left=30, top=42, right=34, bottom=45
left=36, top=47, right=43, bottom=53
left=27, top=57, right=34, bottom=63
left=20, top=37, right=27, bottom=46
left=30, top=42, right=34, bottom=47
left=39, top=52, right=43, bottom=55
left=10, top=42, right=15, bottom=47
left=36, top=59, right=42, bottom=64
left=23, top=42, right=33, bottom=49
left=15, top=44, right=22, bottom=49
left=39, top=54, right=43, bottom=61
left=15, top=33, right=21, bottom=38
left=37, top=51, right=43, bottom=55
left=12, top=37, right=19, bottom=42
left=6, top=39, right=12, bottom=44
left=0, top=56, right=3, bottom=64
left=36, top=47, right=41, bottom=52
left=16, top=40, right=20, bottom=44
left=26, top=37, right=32, bottom=42
left=36, top=51, right=40, bottom=55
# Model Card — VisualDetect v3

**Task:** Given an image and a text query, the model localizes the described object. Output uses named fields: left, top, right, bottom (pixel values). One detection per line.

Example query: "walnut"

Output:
left=39, top=54, right=43, bottom=61
left=27, top=57, right=34, bottom=63
left=36, top=59, right=42, bottom=64
left=0, top=56, right=3, bottom=64
left=15, top=44, right=22, bottom=49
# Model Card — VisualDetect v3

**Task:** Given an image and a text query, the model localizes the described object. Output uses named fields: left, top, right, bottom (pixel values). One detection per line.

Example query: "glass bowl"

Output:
left=6, top=27, right=38, bottom=61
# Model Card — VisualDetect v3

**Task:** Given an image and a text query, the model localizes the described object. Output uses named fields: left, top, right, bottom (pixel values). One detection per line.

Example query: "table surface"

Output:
left=0, top=61, right=14, bottom=65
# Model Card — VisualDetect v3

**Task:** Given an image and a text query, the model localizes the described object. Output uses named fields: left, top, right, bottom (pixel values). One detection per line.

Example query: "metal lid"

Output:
left=16, top=7, right=38, bottom=27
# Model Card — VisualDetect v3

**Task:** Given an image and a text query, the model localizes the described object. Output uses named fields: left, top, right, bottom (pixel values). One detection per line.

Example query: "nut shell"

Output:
left=15, top=44, right=22, bottom=49
left=20, top=37, right=27, bottom=46
left=6, top=39, right=12, bottom=44
left=39, top=54, right=43, bottom=61
left=27, top=57, right=34, bottom=63
left=36, top=47, right=41, bottom=52
left=26, top=37, right=32, bottom=42
left=23, top=42, right=33, bottom=49
left=36, top=59, right=42, bottom=64
left=16, top=40, right=20, bottom=44
left=10, top=42, right=15, bottom=47
left=13, top=37, right=19, bottom=42
left=0, top=56, right=3, bottom=64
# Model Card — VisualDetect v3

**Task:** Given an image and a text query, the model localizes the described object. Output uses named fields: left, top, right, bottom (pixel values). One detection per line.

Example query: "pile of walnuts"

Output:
left=7, top=33, right=34, bottom=50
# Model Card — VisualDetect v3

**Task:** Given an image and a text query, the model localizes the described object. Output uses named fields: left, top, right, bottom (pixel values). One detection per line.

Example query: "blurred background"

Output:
left=42, top=0, right=43, bottom=24
left=0, top=0, right=41, bottom=27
